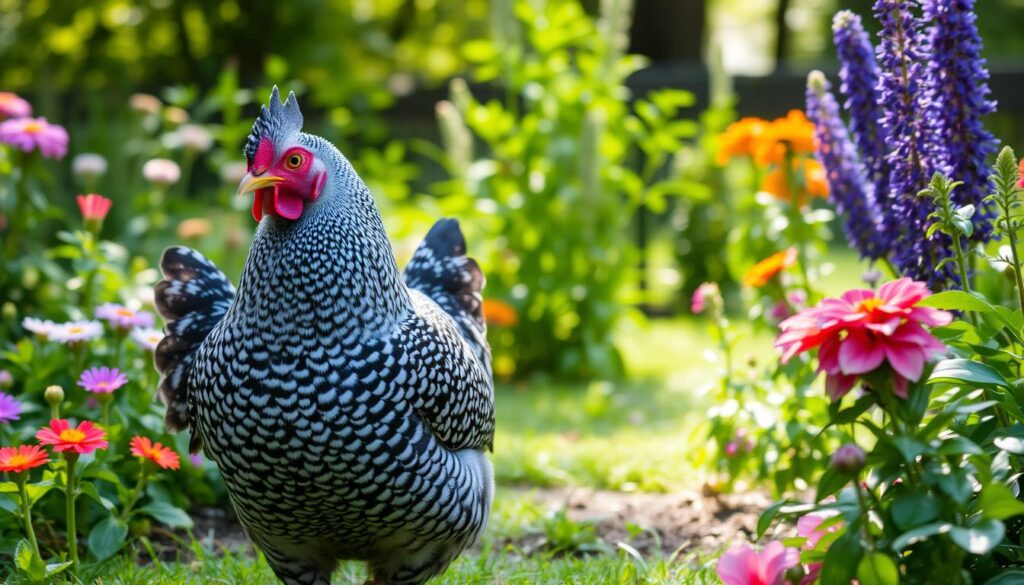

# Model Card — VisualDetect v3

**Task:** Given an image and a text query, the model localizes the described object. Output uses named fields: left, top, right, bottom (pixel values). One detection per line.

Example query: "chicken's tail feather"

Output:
left=404, top=219, right=489, bottom=366
left=154, top=246, right=234, bottom=443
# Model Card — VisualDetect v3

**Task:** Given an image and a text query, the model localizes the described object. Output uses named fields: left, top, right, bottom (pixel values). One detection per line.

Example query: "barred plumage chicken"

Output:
left=153, top=88, right=495, bottom=585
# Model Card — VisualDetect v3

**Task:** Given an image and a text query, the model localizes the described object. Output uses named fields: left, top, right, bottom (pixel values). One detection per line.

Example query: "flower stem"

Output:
left=17, top=478, right=42, bottom=561
left=1002, top=214, right=1024, bottom=318
left=64, top=454, right=80, bottom=569
left=119, top=466, right=150, bottom=521
left=783, top=153, right=813, bottom=299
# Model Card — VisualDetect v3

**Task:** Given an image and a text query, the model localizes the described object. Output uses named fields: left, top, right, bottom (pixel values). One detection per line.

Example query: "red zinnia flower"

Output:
left=0, top=445, right=49, bottom=473
left=129, top=436, right=180, bottom=470
left=35, top=419, right=108, bottom=454
left=76, top=194, right=112, bottom=222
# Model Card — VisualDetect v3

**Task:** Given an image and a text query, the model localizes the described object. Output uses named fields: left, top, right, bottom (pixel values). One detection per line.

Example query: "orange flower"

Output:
left=717, top=117, right=769, bottom=165
left=35, top=419, right=108, bottom=454
left=762, top=158, right=830, bottom=203
left=752, top=110, right=817, bottom=166
left=130, top=436, right=180, bottom=470
left=0, top=445, right=49, bottom=473
left=483, top=299, right=518, bottom=327
left=743, top=248, right=798, bottom=288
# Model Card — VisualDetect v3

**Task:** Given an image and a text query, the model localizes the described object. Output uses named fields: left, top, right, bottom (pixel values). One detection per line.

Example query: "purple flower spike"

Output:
left=78, top=367, right=129, bottom=394
left=806, top=71, right=884, bottom=260
left=922, top=0, right=998, bottom=241
left=832, top=11, right=889, bottom=211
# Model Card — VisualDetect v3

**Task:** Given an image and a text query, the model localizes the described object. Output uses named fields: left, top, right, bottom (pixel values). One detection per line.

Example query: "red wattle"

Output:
left=273, top=186, right=304, bottom=220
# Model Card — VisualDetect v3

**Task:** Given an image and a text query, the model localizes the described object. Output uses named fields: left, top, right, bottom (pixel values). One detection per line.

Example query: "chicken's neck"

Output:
left=232, top=199, right=413, bottom=340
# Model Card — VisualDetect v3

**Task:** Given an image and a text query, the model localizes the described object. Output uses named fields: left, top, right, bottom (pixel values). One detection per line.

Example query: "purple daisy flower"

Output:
left=22, top=316, right=58, bottom=338
left=78, top=367, right=128, bottom=394
left=95, top=303, right=155, bottom=330
left=0, top=392, right=22, bottom=424
left=0, top=117, right=68, bottom=159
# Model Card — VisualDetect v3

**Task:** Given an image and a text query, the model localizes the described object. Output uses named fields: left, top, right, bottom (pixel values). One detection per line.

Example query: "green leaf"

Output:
left=44, top=561, right=73, bottom=577
left=816, top=468, right=851, bottom=502
left=757, top=500, right=788, bottom=539
left=892, top=437, right=928, bottom=463
left=984, top=570, right=1024, bottom=585
left=919, top=290, right=995, bottom=313
left=891, top=493, right=940, bottom=530
left=856, top=552, right=900, bottom=585
left=14, top=538, right=33, bottom=571
left=820, top=529, right=863, bottom=585
left=978, top=484, right=1024, bottom=521
left=139, top=501, right=194, bottom=529
left=936, top=436, right=983, bottom=456
left=950, top=519, right=1004, bottom=554
left=928, top=358, right=1009, bottom=388
left=78, top=482, right=116, bottom=512
left=88, top=515, right=128, bottom=561
left=892, top=522, right=952, bottom=551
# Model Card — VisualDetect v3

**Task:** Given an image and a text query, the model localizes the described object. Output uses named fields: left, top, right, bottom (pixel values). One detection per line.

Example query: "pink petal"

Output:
left=884, top=342, right=926, bottom=381
left=839, top=289, right=876, bottom=306
left=865, top=315, right=902, bottom=336
left=760, top=541, right=801, bottom=585
left=717, top=545, right=760, bottom=585
left=826, top=373, right=857, bottom=400
left=838, top=329, right=886, bottom=374
left=908, top=306, right=953, bottom=327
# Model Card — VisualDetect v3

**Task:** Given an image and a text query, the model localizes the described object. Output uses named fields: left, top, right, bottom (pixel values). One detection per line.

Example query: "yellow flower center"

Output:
left=856, top=298, right=884, bottom=314
left=68, top=326, right=83, bottom=334
left=116, top=309, right=135, bottom=317
left=22, top=121, right=43, bottom=134
left=59, top=428, right=86, bottom=443
left=6, top=454, right=28, bottom=467
left=96, top=381, right=109, bottom=389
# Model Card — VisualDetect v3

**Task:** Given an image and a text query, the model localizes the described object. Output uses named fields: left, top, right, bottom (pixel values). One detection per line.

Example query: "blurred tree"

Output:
left=629, top=0, right=705, bottom=63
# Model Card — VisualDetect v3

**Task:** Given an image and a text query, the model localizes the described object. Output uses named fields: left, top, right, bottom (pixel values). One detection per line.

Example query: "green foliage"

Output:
left=427, top=0, right=699, bottom=379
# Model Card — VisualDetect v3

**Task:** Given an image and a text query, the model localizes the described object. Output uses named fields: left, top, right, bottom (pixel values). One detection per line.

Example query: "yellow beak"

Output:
left=237, top=174, right=284, bottom=197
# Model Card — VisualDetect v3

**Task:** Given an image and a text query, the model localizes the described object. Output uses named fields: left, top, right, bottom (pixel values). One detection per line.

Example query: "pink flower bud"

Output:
left=76, top=193, right=112, bottom=222
left=831, top=443, right=866, bottom=474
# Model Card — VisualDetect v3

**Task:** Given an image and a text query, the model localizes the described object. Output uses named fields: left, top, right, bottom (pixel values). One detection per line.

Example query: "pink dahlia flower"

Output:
left=0, top=117, right=68, bottom=159
left=0, top=92, right=32, bottom=120
left=776, top=278, right=951, bottom=400
left=717, top=541, right=800, bottom=585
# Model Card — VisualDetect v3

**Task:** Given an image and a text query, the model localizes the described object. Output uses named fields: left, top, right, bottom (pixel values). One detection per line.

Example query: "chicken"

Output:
left=153, top=87, right=495, bottom=585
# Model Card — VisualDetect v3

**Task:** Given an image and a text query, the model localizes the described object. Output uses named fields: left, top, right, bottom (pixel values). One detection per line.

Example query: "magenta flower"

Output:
left=717, top=541, right=800, bottom=585
left=0, top=392, right=22, bottom=424
left=78, top=367, right=128, bottom=394
left=796, top=509, right=842, bottom=584
left=0, top=92, right=31, bottom=120
left=691, top=282, right=721, bottom=314
left=776, top=278, right=951, bottom=400
left=96, top=303, right=155, bottom=330
left=0, top=117, right=68, bottom=159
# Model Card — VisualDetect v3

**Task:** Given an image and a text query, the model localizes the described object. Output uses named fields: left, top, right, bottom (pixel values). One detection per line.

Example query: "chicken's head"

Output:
left=237, top=87, right=328, bottom=222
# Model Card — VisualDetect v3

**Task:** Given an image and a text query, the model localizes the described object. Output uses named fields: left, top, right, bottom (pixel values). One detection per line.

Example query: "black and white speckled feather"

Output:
left=154, top=89, right=494, bottom=585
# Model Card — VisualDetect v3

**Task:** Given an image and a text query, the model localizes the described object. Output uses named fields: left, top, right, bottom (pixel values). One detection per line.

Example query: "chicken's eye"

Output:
left=285, top=153, right=304, bottom=170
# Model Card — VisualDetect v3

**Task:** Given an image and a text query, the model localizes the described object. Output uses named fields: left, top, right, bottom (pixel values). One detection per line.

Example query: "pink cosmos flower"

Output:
left=0, top=92, right=31, bottom=120
left=692, top=282, right=720, bottom=314
left=78, top=367, right=128, bottom=394
left=0, top=117, right=68, bottom=159
left=76, top=194, right=112, bottom=222
left=776, top=278, right=951, bottom=400
left=717, top=541, right=800, bottom=585
left=95, top=303, right=155, bottom=329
